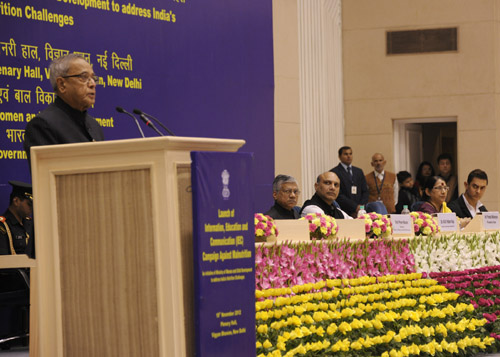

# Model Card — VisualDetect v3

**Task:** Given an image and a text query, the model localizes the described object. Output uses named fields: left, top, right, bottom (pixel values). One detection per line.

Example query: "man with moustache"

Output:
left=24, top=53, right=104, bottom=167
left=365, top=153, right=396, bottom=214
left=448, top=169, right=488, bottom=218
left=264, top=175, right=300, bottom=219
left=300, top=171, right=351, bottom=219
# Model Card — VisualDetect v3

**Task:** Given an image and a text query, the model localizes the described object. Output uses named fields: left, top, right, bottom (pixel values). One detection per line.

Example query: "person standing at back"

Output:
left=330, top=146, right=369, bottom=217
left=365, top=153, right=396, bottom=214
left=0, top=181, right=33, bottom=255
left=436, top=153, right=458, bottom=203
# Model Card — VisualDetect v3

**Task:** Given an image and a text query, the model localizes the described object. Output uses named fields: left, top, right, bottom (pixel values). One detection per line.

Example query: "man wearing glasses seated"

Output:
left=24, top=53, right=104, bottom=168
left=264, top=175, right=301, bottom=219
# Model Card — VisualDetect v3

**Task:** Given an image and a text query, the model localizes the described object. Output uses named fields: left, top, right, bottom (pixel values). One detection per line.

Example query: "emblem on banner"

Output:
left=221, top=169, right=230, bottom=200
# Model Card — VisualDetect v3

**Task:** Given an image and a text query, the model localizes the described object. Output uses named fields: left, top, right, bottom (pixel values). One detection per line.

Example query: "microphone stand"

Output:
left=133, top=109, right=175, bottom=136
left=116, top=107, right=145, bottom=138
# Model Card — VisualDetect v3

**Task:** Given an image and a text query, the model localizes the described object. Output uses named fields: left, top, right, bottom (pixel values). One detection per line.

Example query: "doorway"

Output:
left=393, top=117, right=457, bottom=177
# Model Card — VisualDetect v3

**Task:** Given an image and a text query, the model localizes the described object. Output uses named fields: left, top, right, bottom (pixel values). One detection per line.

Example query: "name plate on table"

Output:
left=435, top=213, right=458, bottom=233
left=483, top=212, right=500, bottom=230
left=336, top=219, right=366, bottom=239
left=390, top=214, right=414, bottom=237
left=273, top=220, right=310, bottom=242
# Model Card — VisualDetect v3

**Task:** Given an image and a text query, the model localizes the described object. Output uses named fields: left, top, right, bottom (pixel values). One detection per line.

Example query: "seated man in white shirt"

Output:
left=300, top=171, right=351, bottom=219
left=448, top=169, right=488, bottom=219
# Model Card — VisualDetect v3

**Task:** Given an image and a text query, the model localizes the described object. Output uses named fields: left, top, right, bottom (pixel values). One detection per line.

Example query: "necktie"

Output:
left=347, top=166, right=352, bottom=177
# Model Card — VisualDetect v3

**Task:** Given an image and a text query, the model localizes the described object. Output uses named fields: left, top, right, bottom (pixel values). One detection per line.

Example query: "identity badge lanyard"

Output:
left=374, top=172, right=385, bottom=201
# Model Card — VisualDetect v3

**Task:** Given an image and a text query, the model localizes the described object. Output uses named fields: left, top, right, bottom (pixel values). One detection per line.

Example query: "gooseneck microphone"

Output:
left=133, top=110, right=164, bottom=137
left=133, top=108, right=175, bottom=136
left=116, top=107, right=145, bottom=138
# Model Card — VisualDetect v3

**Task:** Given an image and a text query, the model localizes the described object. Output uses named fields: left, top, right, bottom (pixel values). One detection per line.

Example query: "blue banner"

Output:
left=0, top=0, right=274, bottom=209
left=191, top=151, right=255, bottom=357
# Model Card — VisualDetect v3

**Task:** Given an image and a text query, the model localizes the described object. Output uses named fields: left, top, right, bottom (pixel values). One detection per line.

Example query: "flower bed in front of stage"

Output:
left=255, top=239, right=415, bottom=290
left=409, top=232, right=500, bottom=273
left=255, top=273, right=499, bottom=357
left=255, top=232, right=500, bottom=355
left=428, top=265, right=500, bottom=340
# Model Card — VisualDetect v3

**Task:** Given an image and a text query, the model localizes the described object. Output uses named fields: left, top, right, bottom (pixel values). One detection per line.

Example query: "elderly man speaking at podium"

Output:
left=24, top=53, right=104, bottom=167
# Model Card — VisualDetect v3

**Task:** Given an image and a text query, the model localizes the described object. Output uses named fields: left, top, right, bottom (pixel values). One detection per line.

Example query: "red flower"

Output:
left=483, top=312, right=497, bottom=323
left=478, top=298, right=494, bottom=307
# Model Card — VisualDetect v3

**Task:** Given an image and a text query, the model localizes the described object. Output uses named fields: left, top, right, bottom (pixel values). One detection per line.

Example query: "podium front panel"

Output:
left=56, top=169, right=159, bottom=357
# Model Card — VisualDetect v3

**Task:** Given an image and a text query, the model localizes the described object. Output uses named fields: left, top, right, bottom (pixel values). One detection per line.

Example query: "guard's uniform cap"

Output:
left=8, top=180, right=33, bottom=201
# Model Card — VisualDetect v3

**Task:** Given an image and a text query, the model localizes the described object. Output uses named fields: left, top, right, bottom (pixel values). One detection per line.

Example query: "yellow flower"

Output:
left=263, top=339, right=272, bottom=349
left=350, top=341, right=363, bottom=350
left=389, top=349, right=402, bottom=357
left=292, top=315, right=301, bottom=326
left=256, top=341, right=262, bottom=348
left=294, top=306, right=305, bottom=316
left=327, top=323, right=338, bottom=335
left=257, top=324, right=268, bottom=334
left=274, top=346, right=284, bottom=355
left=295, top=344, right=306, bottom=354
left=338, top=321, right=352, bottom=334
left=372, top=319, right=383, bottom=330
left=350, top=319, right=363, bottom=329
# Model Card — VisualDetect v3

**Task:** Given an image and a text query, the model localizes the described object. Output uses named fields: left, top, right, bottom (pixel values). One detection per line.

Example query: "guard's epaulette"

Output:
left=0, top=216, right=15, bottom=254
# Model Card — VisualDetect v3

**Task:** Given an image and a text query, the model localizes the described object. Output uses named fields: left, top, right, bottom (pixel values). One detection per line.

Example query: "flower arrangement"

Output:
left=255, top=239, right=415, bottom=290
left=357, top=212, right=392, bottom=238
left=409, top=232, right=500, bottom=273
left=255, top=213, right=279, bottom=243
left=255, top=273, right=499, bottom=356
left=300, top=213, right=338, bottom=240
left=427, top=265, right=500, bottom=342
left=410, top=211, right=440, bottom=236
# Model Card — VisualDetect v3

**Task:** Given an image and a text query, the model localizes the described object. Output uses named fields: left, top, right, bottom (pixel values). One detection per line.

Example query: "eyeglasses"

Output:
left=62, top=72, right=98, bottom=84
left=281, top=189, right=300, bottom=195
left=432, top=186, right=450, bottom=192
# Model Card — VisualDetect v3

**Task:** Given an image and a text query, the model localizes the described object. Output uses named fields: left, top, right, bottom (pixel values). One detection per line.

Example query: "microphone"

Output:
left=133, top=109, right=175, bottom=136
left=116, top=107, right=145, bottom=138
left=134, top=111, right=164, bottom=137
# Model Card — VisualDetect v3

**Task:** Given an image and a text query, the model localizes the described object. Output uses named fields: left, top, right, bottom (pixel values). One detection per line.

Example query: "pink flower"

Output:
left=484, top=313, right=497, bottom=323
left=478, top=298, right=494, bottom=307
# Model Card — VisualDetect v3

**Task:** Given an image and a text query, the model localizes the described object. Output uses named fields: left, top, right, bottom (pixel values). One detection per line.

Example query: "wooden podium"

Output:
left=29, top=136, right=245, bottom=357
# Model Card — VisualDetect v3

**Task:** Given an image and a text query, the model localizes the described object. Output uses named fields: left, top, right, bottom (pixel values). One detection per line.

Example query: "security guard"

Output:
left=0, top=181, right=33, bottom=255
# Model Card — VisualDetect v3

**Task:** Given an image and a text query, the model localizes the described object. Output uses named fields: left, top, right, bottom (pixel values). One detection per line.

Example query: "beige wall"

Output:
left=272, top=0, right=302, bottom=194
left=342, top=0, right=500, bottom=210
left=273, top=0, right=499, bottom=209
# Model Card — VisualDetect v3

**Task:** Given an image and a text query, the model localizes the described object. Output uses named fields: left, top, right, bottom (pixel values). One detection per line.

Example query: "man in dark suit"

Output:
left=24, top=53, right=105, bottom=168
left=330, top=146, right=369, bottom=217
left=448, top=169, right=488, bottom=218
